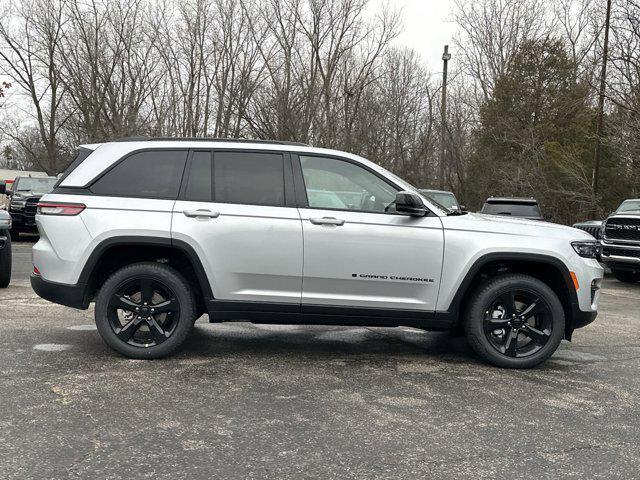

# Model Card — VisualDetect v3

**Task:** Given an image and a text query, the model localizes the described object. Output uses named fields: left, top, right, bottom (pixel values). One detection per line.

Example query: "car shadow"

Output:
left=176, top=321, right=478, bottom=363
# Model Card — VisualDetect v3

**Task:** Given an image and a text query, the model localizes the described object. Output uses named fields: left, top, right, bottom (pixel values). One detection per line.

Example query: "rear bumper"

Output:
left=30, top=274, right=88, bottom=310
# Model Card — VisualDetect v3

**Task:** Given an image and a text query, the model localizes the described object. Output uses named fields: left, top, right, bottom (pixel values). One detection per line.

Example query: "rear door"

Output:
left=171, top=150, right=303, bottom=306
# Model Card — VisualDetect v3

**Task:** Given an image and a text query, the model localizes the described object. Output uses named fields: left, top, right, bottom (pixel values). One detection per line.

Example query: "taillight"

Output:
left=37, top=202, right=86, bottom=216
left=33, top=266, right=41, bottom=276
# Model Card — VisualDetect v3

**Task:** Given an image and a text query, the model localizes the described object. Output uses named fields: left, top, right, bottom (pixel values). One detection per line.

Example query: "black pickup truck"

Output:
left=600, top=198, right=640, bottom=283
left=3, top=176, right=57, bottom=239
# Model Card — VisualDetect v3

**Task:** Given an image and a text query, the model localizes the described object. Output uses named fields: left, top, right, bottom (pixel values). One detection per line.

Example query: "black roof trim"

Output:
left=485, top=197, right=538, bottom=204
left=113, top=137, right=309, bottom=147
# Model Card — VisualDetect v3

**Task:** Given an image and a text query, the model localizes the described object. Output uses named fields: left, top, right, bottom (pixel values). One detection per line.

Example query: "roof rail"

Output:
left=113, top=137, right=309, bottom=147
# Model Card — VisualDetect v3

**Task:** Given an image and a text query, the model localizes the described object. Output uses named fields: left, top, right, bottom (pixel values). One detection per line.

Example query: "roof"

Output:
left=484, top=197, right=538, bottom=204
left=112, top=137, right=309, bottom=147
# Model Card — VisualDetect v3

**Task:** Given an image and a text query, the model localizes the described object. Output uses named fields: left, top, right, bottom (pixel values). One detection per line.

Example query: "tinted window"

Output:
left=185, top=151, right=212, bottom=202
left=91, top=150, right=187, bottom=198
left=300, top=155, right=397, bottom=212
left=214, top=152, right=285, bottom=206
left=481, top=202, right=541, bottom=217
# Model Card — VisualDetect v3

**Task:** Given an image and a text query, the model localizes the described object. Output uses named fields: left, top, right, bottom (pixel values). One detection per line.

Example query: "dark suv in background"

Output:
left=480, top=197, right=544, bottom=221
left=3, top=176, right=57, bottom=239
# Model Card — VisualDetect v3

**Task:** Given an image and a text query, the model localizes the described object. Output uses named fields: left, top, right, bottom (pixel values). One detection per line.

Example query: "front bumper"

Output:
left=600, top=241, right=640, bottom=271
left=10, top=210, right=38, bottom=231
left=30, top=274, right=89, bottom=310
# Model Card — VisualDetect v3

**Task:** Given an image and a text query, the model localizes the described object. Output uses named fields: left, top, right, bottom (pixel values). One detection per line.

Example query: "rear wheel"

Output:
left=95, top=262, right=196, bottom=359
left=0, top=233, right=11, bottom=288
left=464, top=274, right=565, bottom=368
left=612, top=269, right=640, bottom=284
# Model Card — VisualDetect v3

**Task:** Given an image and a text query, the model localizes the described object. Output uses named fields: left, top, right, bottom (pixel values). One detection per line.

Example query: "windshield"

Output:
left=422, top=191, right=458, bottom=209
left=15, top=177, right=57, bottom=193
left=481, top=202, right=541, bottom=217
left=616, top=200, right=640, bottom=213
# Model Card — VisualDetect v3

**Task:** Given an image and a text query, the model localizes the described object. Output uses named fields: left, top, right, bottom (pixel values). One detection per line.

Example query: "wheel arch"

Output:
left=443, top=252, right=580, bottom=339
left=80, top=236, right=213, bottom=308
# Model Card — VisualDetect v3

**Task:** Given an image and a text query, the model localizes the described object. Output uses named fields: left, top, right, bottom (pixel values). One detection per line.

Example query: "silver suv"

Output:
left=31, top=139, right=603, bottom=368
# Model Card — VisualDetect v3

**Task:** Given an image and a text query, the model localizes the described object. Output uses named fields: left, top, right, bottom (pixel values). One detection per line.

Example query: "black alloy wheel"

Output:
left=464, top=274, right=565, bottom=368
left=482, top=290, right=553, bottom=358
left=108, top=277, right=180, bottom=347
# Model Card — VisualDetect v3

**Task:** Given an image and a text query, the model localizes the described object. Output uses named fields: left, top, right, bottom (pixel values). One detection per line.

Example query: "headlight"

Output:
left=572, top=240, right=601, bottom=258
left=9, top=196, right=27, bottom=208
left=0, top=218, right=10, bottom=228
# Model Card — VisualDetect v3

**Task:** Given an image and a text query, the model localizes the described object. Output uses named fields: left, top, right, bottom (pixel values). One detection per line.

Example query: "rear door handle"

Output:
left=309, top=217, right=345, bottom=226
left=183, top=209, right=220, bottom=219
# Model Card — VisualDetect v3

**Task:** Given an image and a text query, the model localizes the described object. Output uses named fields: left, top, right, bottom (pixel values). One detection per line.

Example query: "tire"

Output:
left=612, top=269, right=640, bottom=284
left=464, top=273, right=565, bottom=369
left=0, top=233, right=11, bottom=288
left=94, top=262, right=197, bottom=359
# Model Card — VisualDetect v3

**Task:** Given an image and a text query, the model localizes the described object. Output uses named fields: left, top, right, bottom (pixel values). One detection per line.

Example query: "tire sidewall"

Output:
left=612, top=269, right=640, bottom=283
left=95, top=262, right=196, bottom=359
left=465, top=274, right=565, bottom=369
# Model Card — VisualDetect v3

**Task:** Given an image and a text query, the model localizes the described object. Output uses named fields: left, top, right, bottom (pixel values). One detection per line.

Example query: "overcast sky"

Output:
left=382, top=0, right=458, bottom=73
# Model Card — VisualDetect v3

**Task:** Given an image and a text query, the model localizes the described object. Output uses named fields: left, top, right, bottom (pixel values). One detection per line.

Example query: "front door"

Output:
left=295, top=154, right=444, bottom=312
left=172, top=150, right=303, bottom=306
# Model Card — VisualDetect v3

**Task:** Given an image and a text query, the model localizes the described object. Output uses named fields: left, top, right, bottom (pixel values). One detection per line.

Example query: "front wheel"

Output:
left=0, top=233, right=11, bottom=288
left=94, top=262, right=197, bottom=359
left=464, top=274, right=565, bottom=368
left=612, top=269, right=640, bottom=284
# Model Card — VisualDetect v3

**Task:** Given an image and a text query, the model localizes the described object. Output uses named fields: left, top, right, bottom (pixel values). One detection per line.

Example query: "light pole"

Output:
left=439, top=45, right=451, bottom=190
left=592, top=0, right=612, bottom=214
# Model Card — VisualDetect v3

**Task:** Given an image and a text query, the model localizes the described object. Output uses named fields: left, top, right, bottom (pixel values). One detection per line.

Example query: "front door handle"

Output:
left=309, top=217, right=345, bottom=226
left=183, top=209, right=220, bottom=219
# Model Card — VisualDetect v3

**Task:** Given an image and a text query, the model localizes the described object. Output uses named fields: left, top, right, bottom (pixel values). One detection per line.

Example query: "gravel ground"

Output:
left=2, top=241, right=640, bottom=479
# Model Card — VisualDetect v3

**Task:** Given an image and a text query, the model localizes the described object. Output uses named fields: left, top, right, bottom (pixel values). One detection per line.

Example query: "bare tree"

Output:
left=452, top=0, right=550, bottom=104
left=0, top=0, right=68, bottom=174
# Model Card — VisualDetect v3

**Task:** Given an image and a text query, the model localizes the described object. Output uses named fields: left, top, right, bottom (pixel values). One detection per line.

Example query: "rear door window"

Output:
left=213, top=151, right=285, bottom=206
left=90, top=150, right=188, bottom=199
left=184, top=151, right=213, bottom=202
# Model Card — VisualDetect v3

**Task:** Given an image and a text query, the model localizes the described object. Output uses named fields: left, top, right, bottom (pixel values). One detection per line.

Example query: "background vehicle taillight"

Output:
left=36, top=202, right=86, bottom=216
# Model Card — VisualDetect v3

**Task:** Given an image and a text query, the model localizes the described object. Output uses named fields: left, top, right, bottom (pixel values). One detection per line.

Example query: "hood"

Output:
left=573, top=219, right=603, bottom=227
left=613, top=210, right=640, bottom=216
left=441, top=212, right=593, bottom=241
left=13, top=191, right=46, bottom=198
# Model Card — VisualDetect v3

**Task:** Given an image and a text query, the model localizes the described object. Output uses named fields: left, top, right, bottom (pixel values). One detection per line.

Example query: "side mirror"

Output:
left=459, top=204, right=468, bottom=212
left=396, top=191, right=428, bottom=217
left=0, top=182, right=5, bottom=195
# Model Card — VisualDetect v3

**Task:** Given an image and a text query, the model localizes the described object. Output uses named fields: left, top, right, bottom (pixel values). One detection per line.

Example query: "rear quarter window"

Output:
left=90, top=150, right=188, bottom=199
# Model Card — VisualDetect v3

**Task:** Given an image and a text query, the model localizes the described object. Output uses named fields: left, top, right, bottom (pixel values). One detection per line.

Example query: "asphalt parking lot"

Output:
left=2, top=241, right=640, bottom=479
